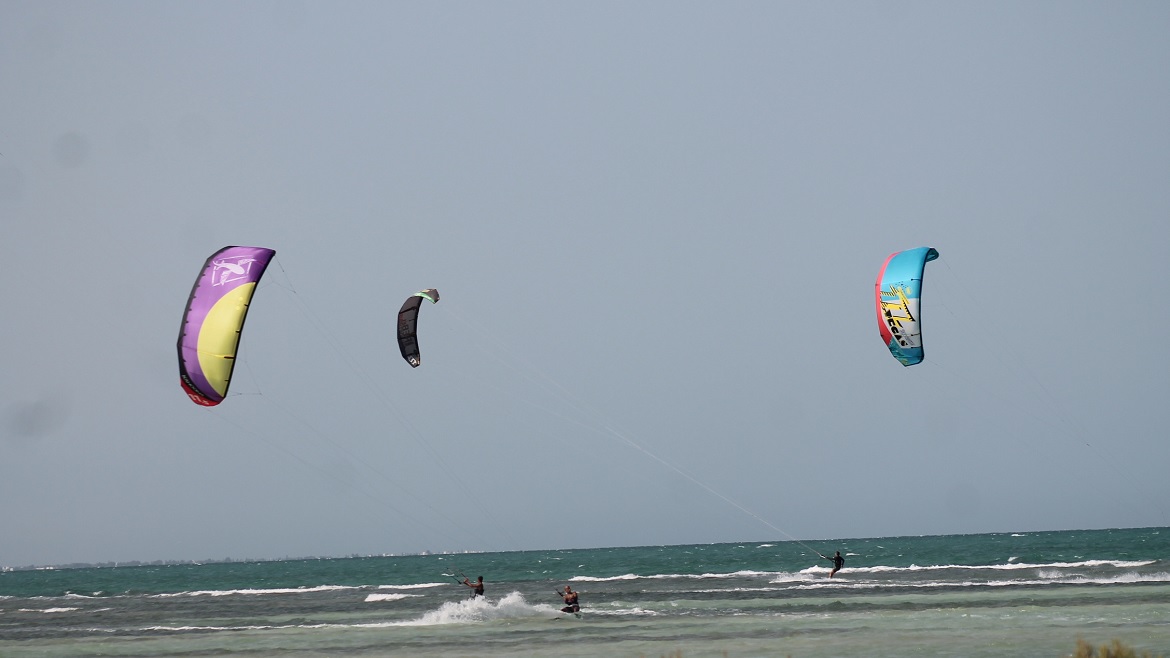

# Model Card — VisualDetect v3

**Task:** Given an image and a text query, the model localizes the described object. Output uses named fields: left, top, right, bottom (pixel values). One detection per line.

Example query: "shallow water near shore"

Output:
left=3, top=527, right=1167, bottom=657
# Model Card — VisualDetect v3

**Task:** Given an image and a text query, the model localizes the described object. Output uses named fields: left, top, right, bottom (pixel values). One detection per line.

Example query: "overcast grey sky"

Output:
left=2, top=1, right=1168, bottom=568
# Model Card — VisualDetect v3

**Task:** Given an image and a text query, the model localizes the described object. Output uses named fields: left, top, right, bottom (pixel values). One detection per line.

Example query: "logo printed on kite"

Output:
left=185, top=389, right=216, bottom=406
left=879, top=284, right=920, bottom=348
left=874, top=247, right=937, bottom=367
left=212, top=257, right=261, bottom=286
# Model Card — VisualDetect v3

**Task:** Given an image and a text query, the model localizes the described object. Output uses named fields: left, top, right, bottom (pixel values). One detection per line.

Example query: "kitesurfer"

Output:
left=827, top=551, right=845, bottom=578
left=462, top=575, right=485, bottom=598
left=560, top=585, right=580, bottom=613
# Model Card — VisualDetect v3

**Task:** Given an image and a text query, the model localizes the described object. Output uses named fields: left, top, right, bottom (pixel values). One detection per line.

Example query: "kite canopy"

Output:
left=397, top=288, right=439, bottom=368
left=875, top=247, right=938, bottom=367
left=177, top=246, right=276, bottom=405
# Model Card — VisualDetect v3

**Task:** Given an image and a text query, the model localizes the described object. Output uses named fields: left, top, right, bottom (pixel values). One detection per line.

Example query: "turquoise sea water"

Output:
left=2, top=527, right=1168, bottom=657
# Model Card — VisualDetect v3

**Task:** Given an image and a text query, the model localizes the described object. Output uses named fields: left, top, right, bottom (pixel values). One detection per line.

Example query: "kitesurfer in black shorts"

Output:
left=560, top=585, right=580, bottom=613
left=554, top=583, right=577, bottom=608
left=462, top=575, right=485, bottom=598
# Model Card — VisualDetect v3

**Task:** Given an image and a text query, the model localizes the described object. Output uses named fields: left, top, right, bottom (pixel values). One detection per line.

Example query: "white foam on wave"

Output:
left=695, top=586, right=784, bottom=594
left=779, top=570, right=1170, bottom=591
left=572, top=570, right=770, bottom=582
left=604, top=606, right=660, bottom=616
left=775, top=570, right=826, bottom=583
left=571, top=573, right=640, bottom=582
left=1050, top=571, right=1170, bottom=585
left=377, top=582, right=446, bottom=590
left=141, top=623, right=326, bottom=632
left=805, top=559, right=1156, bottom=575
left=18, top=607, right=79, bottom=613
left=395, top=591, right=561, bottom=626
left=364, top=592, right=421, bottom=602
left=140, top=591, right=600, bottom=633
left=153, top=584, right=357, bottom=598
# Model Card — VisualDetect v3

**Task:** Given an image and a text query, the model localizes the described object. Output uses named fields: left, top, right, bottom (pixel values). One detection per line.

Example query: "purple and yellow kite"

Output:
left=177, top=246, right=276, bottom=406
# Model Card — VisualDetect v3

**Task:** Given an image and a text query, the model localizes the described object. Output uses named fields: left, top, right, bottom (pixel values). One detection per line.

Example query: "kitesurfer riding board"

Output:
left=553, top=585, right=582, bottom=619
left=826, top=551, right=844, bottom=578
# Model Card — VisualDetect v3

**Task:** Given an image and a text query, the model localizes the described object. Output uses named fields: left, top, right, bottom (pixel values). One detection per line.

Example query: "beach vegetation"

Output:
left=1072, top=638, right=1165, bottom=658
